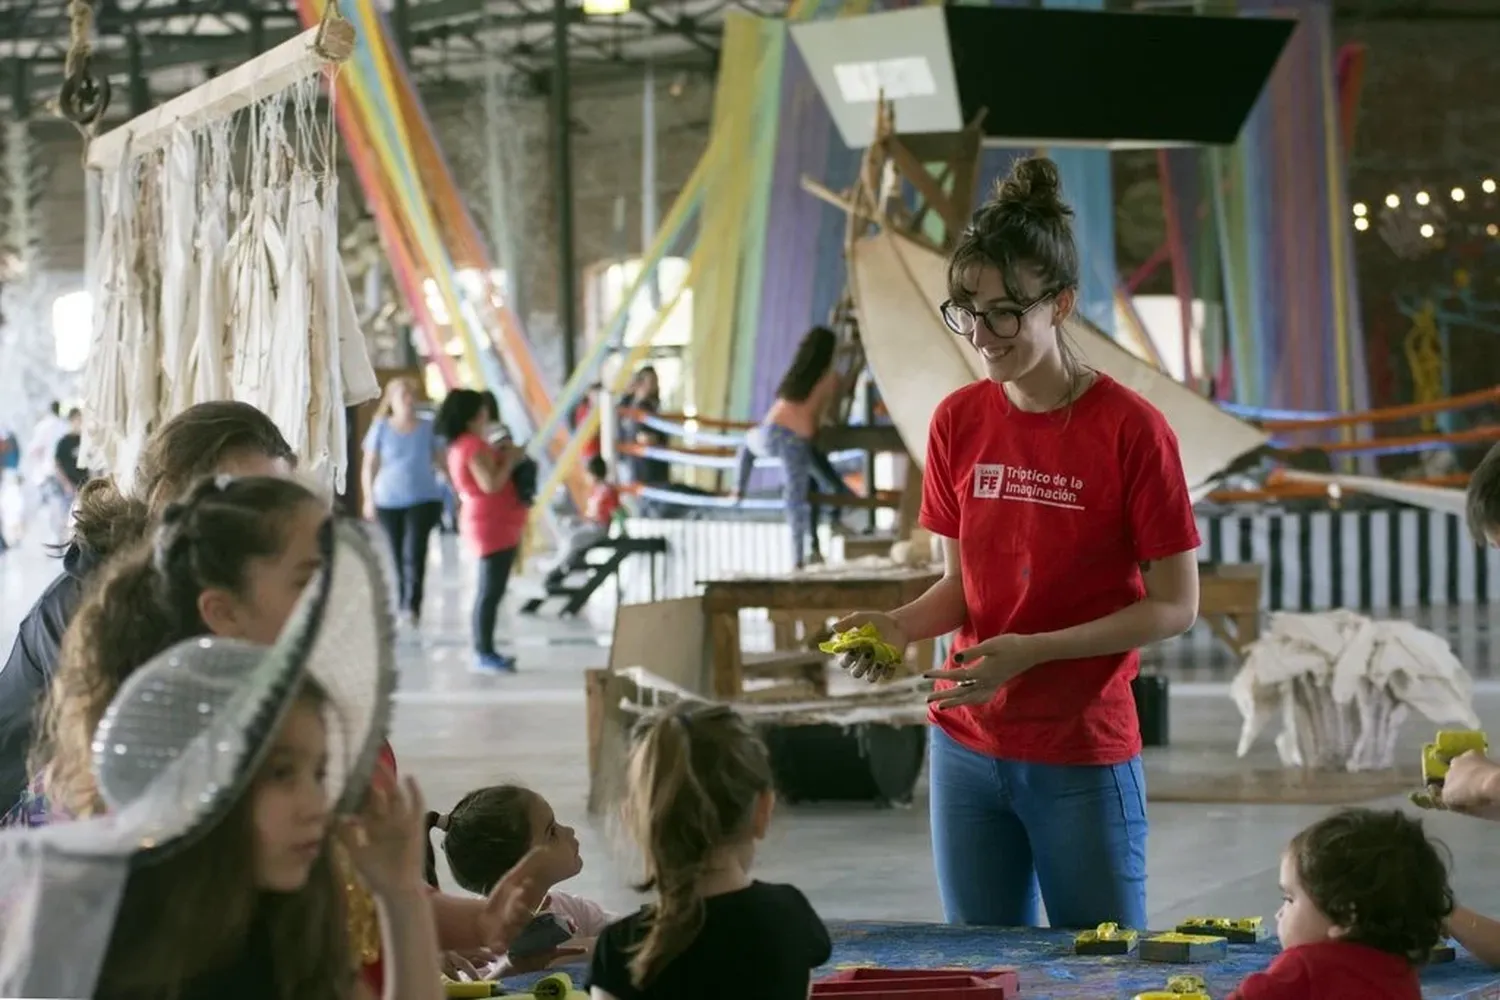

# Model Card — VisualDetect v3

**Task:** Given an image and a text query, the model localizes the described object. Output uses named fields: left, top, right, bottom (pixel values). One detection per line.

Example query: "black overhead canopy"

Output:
left=790, top=5, right=1297, bottom=149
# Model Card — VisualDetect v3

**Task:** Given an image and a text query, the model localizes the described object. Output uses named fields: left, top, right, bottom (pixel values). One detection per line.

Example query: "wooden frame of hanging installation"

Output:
left=85, top=19, right=357, bottom=172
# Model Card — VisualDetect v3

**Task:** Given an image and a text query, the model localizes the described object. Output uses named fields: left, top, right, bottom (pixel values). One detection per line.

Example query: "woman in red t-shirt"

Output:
left=835, top=157, right=1201, bottom=930
left=436, top=389, right=530, bottom=674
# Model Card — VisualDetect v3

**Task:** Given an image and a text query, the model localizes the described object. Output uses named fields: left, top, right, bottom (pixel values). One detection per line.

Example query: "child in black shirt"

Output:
left=588, top=704, right=831, bottom=1000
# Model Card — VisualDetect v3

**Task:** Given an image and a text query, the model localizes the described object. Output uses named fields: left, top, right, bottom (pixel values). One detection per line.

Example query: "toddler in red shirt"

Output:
left=1230, top=808, right=1453, bottom=1000
left=544, top=456, right=620, bottom=588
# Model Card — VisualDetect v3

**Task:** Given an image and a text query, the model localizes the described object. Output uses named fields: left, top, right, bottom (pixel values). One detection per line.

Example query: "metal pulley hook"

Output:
left=59, top=60, right=111, bottom=128
left=58, top=0, right=110, bottom=133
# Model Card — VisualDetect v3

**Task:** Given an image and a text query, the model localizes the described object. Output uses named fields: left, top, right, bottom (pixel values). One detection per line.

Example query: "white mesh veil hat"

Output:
left=0, top=518, right=397, bottom=998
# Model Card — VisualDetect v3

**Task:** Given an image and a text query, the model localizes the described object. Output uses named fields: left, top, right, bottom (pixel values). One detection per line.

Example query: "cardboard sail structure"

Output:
left=848, top=229, right=1271, bottom=499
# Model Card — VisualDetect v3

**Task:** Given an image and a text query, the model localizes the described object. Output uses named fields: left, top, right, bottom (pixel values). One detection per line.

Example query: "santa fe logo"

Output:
left=972, top=463, right=1084, bottom=509
left=973, top=464, right=1005, bottom=499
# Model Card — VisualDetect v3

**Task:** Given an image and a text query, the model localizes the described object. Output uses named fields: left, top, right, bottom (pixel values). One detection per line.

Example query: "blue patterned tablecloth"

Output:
left=507, top=920, right=1500, bottom=998
left=821, top=921, right=1500, bottom=1000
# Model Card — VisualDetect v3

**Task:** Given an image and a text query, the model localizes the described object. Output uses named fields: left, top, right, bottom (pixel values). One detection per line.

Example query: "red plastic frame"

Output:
left=812, top=967, right=1020, bottom=998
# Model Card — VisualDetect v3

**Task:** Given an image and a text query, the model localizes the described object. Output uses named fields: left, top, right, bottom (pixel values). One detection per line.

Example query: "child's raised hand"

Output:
left=474, top=847, right=552, bottom=950
left=339, top=775, right=429, bottom=897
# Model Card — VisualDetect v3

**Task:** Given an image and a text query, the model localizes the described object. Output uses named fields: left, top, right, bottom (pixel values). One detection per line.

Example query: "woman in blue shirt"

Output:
left=362, top=377, right=447, bottom=626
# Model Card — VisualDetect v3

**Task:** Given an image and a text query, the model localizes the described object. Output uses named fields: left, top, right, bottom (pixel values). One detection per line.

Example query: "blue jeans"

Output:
left=928, top=726, right=1148, bottom=929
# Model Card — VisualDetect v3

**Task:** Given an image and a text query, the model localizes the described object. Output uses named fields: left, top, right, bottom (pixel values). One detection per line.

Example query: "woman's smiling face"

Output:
left=952, top=263, right=1074, bottom=386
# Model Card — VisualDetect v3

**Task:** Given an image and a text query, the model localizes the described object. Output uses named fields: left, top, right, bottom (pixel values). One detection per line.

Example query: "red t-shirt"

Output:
left=1228, top=941, right=1421, bottom=1000
left=585, top=482, right=621, bottom=527
left=919, top=374, right=1200, bottom=765
left=575, top=400, right=602, bottom=459
left=447, top=433, right=529, bottom=556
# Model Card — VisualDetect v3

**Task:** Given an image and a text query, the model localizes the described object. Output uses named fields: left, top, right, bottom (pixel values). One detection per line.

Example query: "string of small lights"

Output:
left=1352, top=177, right=1500, bottom=258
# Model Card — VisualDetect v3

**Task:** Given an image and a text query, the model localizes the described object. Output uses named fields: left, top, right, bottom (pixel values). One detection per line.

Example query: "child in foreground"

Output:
left=95, top=681, right=442, bottom=1000
left=589, top=703, right=831, bottom=1000
left=426, top=783, right=613, bottom=973
left=1229, top=808, right=1453, bottom=1000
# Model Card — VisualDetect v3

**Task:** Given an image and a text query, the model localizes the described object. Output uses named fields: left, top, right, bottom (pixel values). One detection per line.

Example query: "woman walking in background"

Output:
left=362, top=377, right=447, bottom=627
left=437, top=389, right=529, bottom=674
left=733, top=326, right=852, bottom=569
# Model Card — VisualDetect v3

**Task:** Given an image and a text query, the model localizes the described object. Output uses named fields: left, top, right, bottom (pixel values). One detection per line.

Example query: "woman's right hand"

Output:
left=828, top=612, right=909, bottom=682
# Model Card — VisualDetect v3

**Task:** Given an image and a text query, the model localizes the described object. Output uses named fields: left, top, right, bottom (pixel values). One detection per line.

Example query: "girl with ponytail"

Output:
left=588, top=704, right=830, bottom=1000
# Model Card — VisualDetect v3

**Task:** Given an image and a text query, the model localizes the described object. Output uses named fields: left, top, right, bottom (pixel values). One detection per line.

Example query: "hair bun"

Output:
left=993, top=156, right=1071, bottom=220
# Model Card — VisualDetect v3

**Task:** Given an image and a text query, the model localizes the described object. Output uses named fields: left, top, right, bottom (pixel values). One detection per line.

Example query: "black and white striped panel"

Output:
left=615, top=519, right=804, bottom=604
left=1199, top=509, right=1500, bottom=611
left=613, top=510, right=1500, bottom=614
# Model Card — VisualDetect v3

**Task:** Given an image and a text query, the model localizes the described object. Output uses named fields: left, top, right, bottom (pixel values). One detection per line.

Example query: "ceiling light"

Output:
left=1352, top=202, right=1368, bottom=217
left=1420, top=223, right=1435, bottom=238
left=1354, top=217, right=1369, bottom=231
left=583, top=0, right=630, bottom=13
left=1485, top=179, right=1497, bottom=194
left=1385, top=194, right=1400, bottom=209
left=1416, top=191, right=1431, bottom=206
left=1452, top=187, right=1466, bottom=202
left=1489, top=224, right=1498, bottom=237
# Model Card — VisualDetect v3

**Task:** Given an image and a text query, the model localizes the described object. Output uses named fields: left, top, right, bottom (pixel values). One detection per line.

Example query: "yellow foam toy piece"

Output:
left=1076, top=922, right=1136, bottom=943
left=1422, top=730, right=1489, bottom=783
left=1132, top=974, right=1210, bottom=1000
left=1413, top=730, right=1489, bottom=809
left=819, top=623, right=902, bottom=666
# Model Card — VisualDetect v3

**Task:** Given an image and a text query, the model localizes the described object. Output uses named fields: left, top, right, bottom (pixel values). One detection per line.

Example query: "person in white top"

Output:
left=23, top=402, right=68, bottom=487
left=425, top=784, right=614, bottom=980
left=21, top=402, right=70, bottom=540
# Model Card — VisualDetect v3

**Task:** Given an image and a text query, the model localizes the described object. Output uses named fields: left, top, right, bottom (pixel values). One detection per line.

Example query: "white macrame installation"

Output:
left=0, top=119, right=63, bottom=440
left=1231, top=610, right=1481, bottom=771
left=79, top=26, right=378, bottom=494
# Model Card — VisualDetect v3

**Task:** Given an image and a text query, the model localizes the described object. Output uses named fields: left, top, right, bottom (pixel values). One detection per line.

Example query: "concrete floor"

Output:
left=5, top=533, right=1500, bottom=931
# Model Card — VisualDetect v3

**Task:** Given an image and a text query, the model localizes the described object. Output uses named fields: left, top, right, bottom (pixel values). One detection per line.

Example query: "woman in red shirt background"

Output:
left=836, top=157, right=1200, bottom=930
left=437, top=389, right=530, bottom=674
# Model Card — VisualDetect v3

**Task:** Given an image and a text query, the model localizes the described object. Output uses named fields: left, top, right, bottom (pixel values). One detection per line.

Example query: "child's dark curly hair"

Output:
left=1289, top=808, right=1453, bottom=963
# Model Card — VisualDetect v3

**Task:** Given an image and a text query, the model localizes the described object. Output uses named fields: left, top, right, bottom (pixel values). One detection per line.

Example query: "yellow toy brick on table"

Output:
left=444, top=973, right=585, bottom=999
left=1132, top=974, right=1210, bottom=1000
left=1074, top=921, right=1139, bottom=955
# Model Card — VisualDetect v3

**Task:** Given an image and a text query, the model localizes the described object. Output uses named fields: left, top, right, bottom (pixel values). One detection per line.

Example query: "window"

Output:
left=52, top=290, right=91, bottom=373
left=1118, top=294, right=1211, bottom=383
left=586, top=256, right=694, bottom=409
left=594, top=257, right=693, bottom=348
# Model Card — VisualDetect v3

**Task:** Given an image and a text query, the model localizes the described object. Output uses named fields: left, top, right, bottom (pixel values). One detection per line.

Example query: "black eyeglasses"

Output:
left=940, top=292, right=1055, bottom=339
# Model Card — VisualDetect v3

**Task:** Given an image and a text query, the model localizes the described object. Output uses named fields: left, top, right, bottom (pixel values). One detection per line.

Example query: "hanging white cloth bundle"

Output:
left=78, top=25, right=374, bottom=494
left=1230, top=610, right=1481, bottom=771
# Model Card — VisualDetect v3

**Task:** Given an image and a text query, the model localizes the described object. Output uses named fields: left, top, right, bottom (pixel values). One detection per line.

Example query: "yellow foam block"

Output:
left=818, top=623, right=902, bottom=666
left=1422, top=730, right=1489, bottom=784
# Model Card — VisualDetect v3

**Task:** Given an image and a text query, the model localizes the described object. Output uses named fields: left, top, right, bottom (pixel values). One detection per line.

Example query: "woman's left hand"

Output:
left=924, top=634, right=1043, bottom=710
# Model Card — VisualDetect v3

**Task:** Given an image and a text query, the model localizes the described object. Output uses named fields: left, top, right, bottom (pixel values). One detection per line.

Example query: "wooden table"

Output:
left=702, top=568, right=942, bottom=698
left=1198, top=562, right=1263, bottom=655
